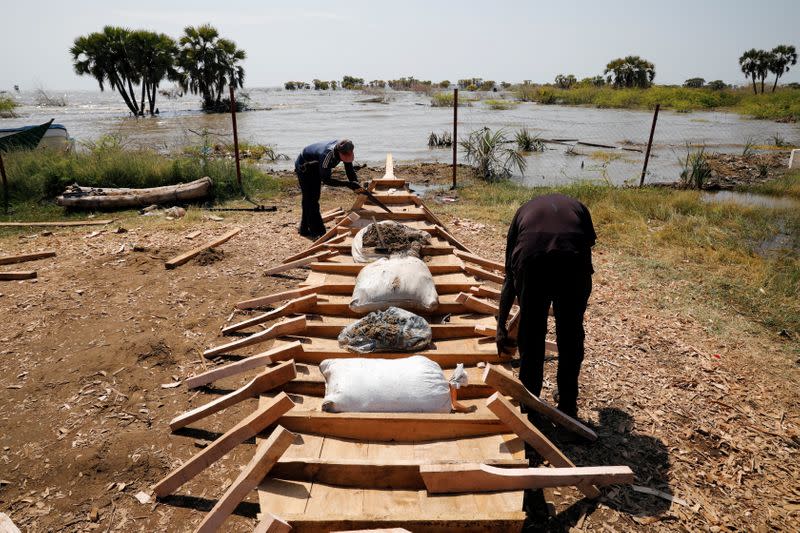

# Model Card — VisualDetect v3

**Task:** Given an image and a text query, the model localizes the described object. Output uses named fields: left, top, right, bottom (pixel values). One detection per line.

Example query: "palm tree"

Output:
left=128, top=31, right=178, bottom=115
left=739, top=49, right=774, bottom=94
left=769, top=45, right=798, bottom=92
left=604, top=56, right=655, bottom=88
left=176, top=25, right=246, bottom=112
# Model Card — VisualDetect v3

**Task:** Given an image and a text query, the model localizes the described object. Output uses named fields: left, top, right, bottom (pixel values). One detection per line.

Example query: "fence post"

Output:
left=229, top=80, right=242, bottom=194
left=639, top=103, right=660, bottom=187
left=451, top=88, right=458, bottom=189
left=0, top=152, right=7, bottom=214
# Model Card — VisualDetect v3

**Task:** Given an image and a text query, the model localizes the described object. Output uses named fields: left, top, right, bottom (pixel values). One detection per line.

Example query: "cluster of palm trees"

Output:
left=738, top=45, right=797, bottom=94
left=604, top=56, right=656, bottom=88
left=70, top=24, right=246, bottom=116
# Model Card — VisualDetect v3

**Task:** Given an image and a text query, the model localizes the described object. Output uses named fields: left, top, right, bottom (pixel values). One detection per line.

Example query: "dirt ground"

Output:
left=0, top=164, right=798, bottom=532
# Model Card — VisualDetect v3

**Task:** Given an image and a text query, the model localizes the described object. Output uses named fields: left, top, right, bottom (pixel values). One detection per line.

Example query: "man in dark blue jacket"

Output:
left=294, top=139, right=360, bottom=238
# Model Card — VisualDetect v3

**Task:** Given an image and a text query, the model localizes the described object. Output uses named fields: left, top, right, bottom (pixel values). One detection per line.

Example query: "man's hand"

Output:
left=496, top=325, right=517, bottom=356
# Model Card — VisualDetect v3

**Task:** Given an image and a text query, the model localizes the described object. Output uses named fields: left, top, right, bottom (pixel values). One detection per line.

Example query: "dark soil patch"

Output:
left=363, top=222, right=430, bottom=255
left=195, top=247, right=224, bottom=265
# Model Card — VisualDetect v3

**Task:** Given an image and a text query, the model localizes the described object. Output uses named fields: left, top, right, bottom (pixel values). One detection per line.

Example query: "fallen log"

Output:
left=56, top=177, right=213, bottom=209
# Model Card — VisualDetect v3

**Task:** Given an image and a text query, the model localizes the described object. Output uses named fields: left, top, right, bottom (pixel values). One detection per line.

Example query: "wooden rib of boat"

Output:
left=154, top=154, right=629, bottom=532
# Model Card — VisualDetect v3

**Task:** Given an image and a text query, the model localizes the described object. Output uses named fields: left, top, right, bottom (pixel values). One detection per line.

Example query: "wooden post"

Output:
left=0, top=151, right=8, bottom=214
left=229, top=78, right=242, bottom=194
left=451, top=88, right=458, bottom=190
left=639, top=103, right=660, bottom=187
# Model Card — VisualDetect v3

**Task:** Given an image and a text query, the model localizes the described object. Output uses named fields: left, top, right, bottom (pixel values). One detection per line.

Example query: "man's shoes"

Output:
left=557, top=404, right=578, bottom=419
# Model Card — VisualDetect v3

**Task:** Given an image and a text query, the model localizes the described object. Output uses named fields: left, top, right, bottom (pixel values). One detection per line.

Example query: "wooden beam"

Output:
left=278, top=411, right=506, bottom=442
left=456, top=292, right=499, bottom=315
left=165, top=228, right=241, bottom=269
left=482, top=365, right=597, bottom=442
left=153, top=393, right=294, bottom=498
left=194, top=426, right=296, bottom=533
left=325, top=242, right=454, bottom=256
left=454, top=249, right=505, bottom=273
left=312, top=212, right=360, bottom=246
left=0, top=250, right=56, bottom=265
left=464, top=264, right=505, bottom=285
left=321, top=208, right=344, bottom=223
left=0, top=271, right=36, bottom=280
left=204, top=316, right=307, bottom=358
left=253, top=514, right=292, bottom=533
left=185, top=343, right=303, bottom=389
left=432, top=225, right=472, bottom=254
left=264, top=250, right=336, bottom=277
left=271, top=457, right=528, bottom=490
left=282, top=233, right=346, bottom=264
left=170, top=361, right=297, bottom=430
left=310, top=261, right=463, bottom=276
left=420, top=463, right=634, bottom=494
left=237, top=285, right=322, bottom=310
left=0, top=219, right=113, bottom=227
left=223, top=294, right=317, bottom=334
left=486, top=392, right=600, bottom=498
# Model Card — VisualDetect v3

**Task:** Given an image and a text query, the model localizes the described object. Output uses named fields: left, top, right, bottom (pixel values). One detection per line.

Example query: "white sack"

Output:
left=349, top=256, right=438, bottom=313
left=320, top=355, right=451, bottom=413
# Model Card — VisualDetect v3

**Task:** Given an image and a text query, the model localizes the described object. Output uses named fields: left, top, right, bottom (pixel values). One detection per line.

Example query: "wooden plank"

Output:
left=471, top=285, right=501, bottom=300
left=0, top=219, right=113, bottom=227
left=223, top=294, right=318, bottom=334
left=152, top=393, right=295, bottom=498
left=185, top=230, right=202, bottom=240
left=170, top=361, right=297, bottom=430
left=325, top=242, right=453, bottom=256
left=309, top=259, right=463, bottom=275
left=456, top=292, right=499, bottom=315
left=194, top=426, right=296, bottom=533
left=475, top=325, right=558, bottom=355
left=264, top=250, right=336, bottom=277
left=482, top=365, right=597, bottom=442
left=0, top=250, right=56, bottom=265
left=0, top=271, right=36, bottom=280
left=282, top=233, right=347, bottom=264
left=270, top=457, right=528, bottom=490
left=464, top=264, right=505, bottom=285
left=237, top=285, right=322, bottom=310
left=486, top=393, right=600, bottom=498
left=253, top=514, right=292, bottom=533
left=321, top=208, right=344, bottom=223
left=165, top=228, right=241, bottom=269
left=313, top=212, right=360, bottom=246
left=185, top=343, right=303, bottom=389
left=204, top=316, right=307, bottom=358
left=298, top=272, right=477, bottom=296
left=309, top=293, right=475, bottom=318
left=278, top=412, right=505, bottom=442
left=420, top=464, right=634, bottom=494
left=353, top=207, right=426, bottom=221
left=454, top=249, right=504, bottom=273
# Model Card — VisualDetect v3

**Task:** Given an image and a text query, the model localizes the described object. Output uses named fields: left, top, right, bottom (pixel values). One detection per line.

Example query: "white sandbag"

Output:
left=338, top=307, right=432, bottom=353
left=351, top=220, right=430, bottom=263
left=350, top=256, right=438, bottom=313
left=320, top=355, right=451, bottom=413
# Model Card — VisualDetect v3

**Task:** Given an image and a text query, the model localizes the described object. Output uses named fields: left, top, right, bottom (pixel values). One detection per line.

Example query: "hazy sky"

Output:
left=2, top=0, right=799, bottom=90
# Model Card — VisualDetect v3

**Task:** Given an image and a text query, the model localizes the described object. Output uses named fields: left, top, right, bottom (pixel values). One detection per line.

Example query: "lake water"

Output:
left=2, top=87, right=798, bottom=185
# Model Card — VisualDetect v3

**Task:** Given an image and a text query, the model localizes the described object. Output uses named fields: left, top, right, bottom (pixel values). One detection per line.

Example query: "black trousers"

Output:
left=295, top=169, right=325, bottom=236
left=515, top=256, right=592, bottom=415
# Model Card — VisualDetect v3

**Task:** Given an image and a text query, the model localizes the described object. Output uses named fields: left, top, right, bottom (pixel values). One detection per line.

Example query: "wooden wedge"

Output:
left=194, top=426, right=296, bottom=533
left=420, top=463, right=634, bottom=494
left=0, top=250, right=56, bottom=265
left=165, top=228, right=241, bottom=269
left=170, top=361, right=297, bottom=430
left=0, top=271, right=36, bottom=280
left=204, top=316, right=307, bottom=358
left=237, top=285, right=322, bottom=310
left=223, top=294, right=317, bottom=334
left=186, top=343, right=303, bottom=389
left=487, top=392, right=600, bottom=498
left=464, top=263, right=505, bottom=285
left=152, top=393, right=294, bottom=498
left=454, top=249, right=505, bottom=273
left=264, top=250, right=336, bottom=277
left=483, top=366, right=597, bottom=442
left=254, top=514, right=292, bottom=533
left=456, top=292, right=499, bottom=315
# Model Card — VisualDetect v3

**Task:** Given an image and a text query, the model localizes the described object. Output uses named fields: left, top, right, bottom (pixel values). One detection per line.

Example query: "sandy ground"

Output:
left=0, top=165, right=798, bottom=532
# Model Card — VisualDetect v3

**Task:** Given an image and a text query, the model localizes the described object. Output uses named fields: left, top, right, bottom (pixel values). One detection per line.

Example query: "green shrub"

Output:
left=460, top=127, right=527, bottom=181
left=484, top=99, right=517, bottom=110
left=0, top=95, right=17, bottom=117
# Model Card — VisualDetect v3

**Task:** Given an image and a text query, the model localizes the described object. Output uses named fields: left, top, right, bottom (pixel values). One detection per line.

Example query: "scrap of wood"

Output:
left=204, top=316, right=307, bottom=358
left=464, top=263, right=505, bottom=285
left=456, top=292, right=499, bottom=315
left=486, top=392, right=600, bottom=498
left=282, top=234, right=347, bottom=264
left=470, top=285, right=501, bottom=300
left=0, top=271, right=36, bottom=281
left=185, top=230, right=202, bottom=240
left=271, top=457, right=527, bottom=491
left=194, top=426, right=296, bottom=533
left=420, top=463, right=633, bottom=494
left=185, top=343, right=303, bottom=389
left=164, top=228, right=241, bottom=269
left=253, top=514, right=292, bottom=533
left=264, top=250, right=336, bottom=277
left=152, top=393, right=294, bottom=498
left=278, top=411, right=506, bottom=442
left=170, top=361, right=297, bottom=430
left=482, top=365, right=597, bottom=441
left=312, top=212, right=360, bottom=246
left=454, top=249, right=505, bottom=273
left=321, top=207, right=344, bottom=223
left=236, top=285, right=322, bottom=310
left=0, top=250, right=56, bottom=265
left=223, top=294, right=317, bottom=334
left=0, top=219, right=113, bottom=227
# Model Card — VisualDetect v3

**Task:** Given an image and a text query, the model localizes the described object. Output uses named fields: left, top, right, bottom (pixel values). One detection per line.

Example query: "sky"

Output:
left=2, top=0, right=799, bottom=90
